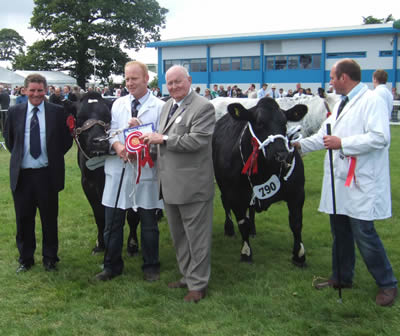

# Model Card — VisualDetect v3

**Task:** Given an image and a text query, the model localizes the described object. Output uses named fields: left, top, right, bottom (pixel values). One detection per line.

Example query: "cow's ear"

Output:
left=227, top=103, right=252, bottom=121
left=284, top=104, right=308, bottom=122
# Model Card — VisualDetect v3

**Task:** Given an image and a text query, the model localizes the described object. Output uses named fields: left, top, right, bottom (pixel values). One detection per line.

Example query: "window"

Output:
left=266, top=54, right=321, bottom=70
left=231, top=57, right=241, bottom=71
left=379, top=50, right=400, bottom=57
left=275, top=56, right=287, bottom=70
left=312, top=55, right=321, bottom=69
left=165, top=58, right=207, bottom=72
left=212, top=59, right=220, bottom=71
left=266, top=56, right=274, bottom=70
left=220, top=58, right=230, bottom=71
left=211, top=56, right=260, bottom=71
left=288, top=56, right=298, bottom=69
left=190, top=59, right=207, bottom=72
left=300, top=55, right=312, bottom=69
left=327, top=51, right=366, bottom=58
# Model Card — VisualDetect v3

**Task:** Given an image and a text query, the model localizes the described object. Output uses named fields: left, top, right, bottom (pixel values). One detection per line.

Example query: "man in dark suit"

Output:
left=141, top=65, right=216, bottom=303
left=4, top=74, right=73, bottom=273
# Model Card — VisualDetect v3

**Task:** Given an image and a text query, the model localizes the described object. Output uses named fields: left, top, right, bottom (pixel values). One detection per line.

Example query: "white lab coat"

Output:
left=374, top=84, right=393, bottom=120
left=300, top=84, right=391, bottom=220
left=102, top=92, right=164, bottom=210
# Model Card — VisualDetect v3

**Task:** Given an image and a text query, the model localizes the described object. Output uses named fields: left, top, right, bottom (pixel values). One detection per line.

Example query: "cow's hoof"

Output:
left=240, top=254, right=253, bottom=263
left=127, top=244, right=139, bottom=257
left=92, top=245, right=105, bottom=255
left=292, top=257, right=306, bottom=268
left=224, top=230, right=235, bottom=237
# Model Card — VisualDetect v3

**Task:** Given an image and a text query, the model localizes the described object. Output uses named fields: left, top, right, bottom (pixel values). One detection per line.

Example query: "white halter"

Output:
left=247, top=123, right=302, bottom=157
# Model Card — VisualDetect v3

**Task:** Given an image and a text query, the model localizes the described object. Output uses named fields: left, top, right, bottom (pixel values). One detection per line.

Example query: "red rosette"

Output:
left=125, top=131, right=144, bottom=153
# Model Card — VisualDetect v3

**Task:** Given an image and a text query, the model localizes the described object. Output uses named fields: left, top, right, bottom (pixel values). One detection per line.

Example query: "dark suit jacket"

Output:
left=4, top=101, right=73, bottom=192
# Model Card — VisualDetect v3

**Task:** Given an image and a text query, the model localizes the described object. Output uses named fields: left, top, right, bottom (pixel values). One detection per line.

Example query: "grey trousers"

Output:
left=164, top=199, right=213, bottom=291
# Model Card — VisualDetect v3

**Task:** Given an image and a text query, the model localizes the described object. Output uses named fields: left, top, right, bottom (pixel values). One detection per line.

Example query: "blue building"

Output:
left=147, top=23, right=400, bottom=96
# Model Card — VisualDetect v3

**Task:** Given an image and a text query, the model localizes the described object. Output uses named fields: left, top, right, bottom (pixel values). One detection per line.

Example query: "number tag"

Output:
left=253, top=175, right=280, bottom=199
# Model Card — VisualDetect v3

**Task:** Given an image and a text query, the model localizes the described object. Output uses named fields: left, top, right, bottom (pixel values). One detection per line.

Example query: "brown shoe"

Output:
left=314, top=279, right=352, bottom=290
left=184, top=289, right=206, bottom=303
left=144, top=271, right=160, bottom=282
left=376, top=288, right=398, bottom=307
left=168, top=281, right=187, bottom=289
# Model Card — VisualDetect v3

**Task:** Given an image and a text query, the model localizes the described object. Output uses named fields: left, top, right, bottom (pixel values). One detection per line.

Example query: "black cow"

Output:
left=212, top=97, right=307, bottom=266
left=65, top=92, right=140, bottom=255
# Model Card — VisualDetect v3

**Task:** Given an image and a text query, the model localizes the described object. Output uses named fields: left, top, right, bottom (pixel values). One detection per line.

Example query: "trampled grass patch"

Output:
left=0, top=127, right=399, bottom=335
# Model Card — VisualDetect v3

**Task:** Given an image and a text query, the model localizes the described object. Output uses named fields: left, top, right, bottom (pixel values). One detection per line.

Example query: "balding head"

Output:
left=165, top=65, right=192, bottom=102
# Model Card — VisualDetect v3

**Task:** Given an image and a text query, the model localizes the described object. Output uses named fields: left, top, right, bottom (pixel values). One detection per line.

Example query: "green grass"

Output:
left=1, top=127, right=400, bottom=335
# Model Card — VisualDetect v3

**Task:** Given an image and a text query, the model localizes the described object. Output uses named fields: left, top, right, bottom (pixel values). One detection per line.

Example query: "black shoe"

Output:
left=94, top=269, right=116, bottom=281
left=16, top=264, right=32, bottom=274
left=43, top=261, right=57, bottom=272
left=144, top=271, right=160, bottom=282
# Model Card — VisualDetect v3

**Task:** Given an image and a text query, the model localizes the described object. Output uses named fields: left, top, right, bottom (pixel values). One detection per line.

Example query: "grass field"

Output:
left=0, top=127, right=399, bottom=336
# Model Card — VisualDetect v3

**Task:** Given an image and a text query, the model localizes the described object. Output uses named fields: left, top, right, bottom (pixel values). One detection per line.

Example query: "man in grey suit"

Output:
left=141, top=65, right=215, bottom=303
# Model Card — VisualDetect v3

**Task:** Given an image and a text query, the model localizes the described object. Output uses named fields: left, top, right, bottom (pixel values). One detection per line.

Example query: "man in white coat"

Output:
left=295, top=59, right=397, bottom=306
left=372, top=69, right=393, bottom=121
left=95, top=61, right=164, bottom=281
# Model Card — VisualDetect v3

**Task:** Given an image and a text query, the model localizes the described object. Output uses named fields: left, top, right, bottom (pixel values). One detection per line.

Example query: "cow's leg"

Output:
left=221, top=194, right=235, bottom=236
left=232, top=206, right=253, bottom=263
left=248, top=206, right=256, bottom=237
left=81, top=176, right=106, bottom=254
left=126, top=209, right=140, bottom=256
left=286, top=197, right=306, bottom=267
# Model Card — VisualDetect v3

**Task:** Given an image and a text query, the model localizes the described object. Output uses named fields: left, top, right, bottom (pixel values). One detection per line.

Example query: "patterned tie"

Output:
left=336, top=96, right=348, bottom=119
left=131, top=99, right=140, bottom=118
left=30, top=107, right=41, bottom=159
left=167, top=103, right=179, bottom=123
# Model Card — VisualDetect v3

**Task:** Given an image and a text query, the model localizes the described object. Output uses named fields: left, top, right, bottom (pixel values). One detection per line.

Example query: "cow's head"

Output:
left=227, top=97, right=307, bottom=165
left=75, top=92, right=112, bottom=157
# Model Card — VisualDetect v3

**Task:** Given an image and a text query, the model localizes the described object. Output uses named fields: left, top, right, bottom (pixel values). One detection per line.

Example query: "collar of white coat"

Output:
left=129, top=89, right=151, bottom=108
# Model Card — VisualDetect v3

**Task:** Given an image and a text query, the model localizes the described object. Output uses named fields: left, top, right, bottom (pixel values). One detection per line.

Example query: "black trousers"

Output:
left=12, top=167, right=59, bottom=266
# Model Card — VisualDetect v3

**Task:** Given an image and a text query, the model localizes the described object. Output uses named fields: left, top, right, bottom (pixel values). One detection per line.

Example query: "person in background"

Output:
left=4, top=73, right=73, bottom=273
left=63, top=85, right=77, bottom=102
left=195, top=87, right=201, bottom=95
left=391, top=87, right=400, bottom=100
left=140, top=65, right=215, bottom=303
left=0, top=85, right=10, bottom=110
left=204, top=88, right=212, bottom=100
left=372, top=69, right=393, bottom=120
left=211, top=84, right=219, bottom=99
left=257, top=83, right=268, bottom=98
left=295, top=59, right=397, bottom=307
left=245, top=84, right=257, bottom=98
left=15, top=87, right=28, bottom=105
left=49, top=87, right=63, bottom=106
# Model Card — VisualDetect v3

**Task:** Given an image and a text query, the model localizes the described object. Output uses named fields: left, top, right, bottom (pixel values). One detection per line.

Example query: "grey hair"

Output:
left=167, top=65, right=190, bottom=78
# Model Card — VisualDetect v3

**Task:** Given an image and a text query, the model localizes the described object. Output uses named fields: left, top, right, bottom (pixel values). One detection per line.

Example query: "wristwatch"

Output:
left=163, top=135, right=168, bottom=144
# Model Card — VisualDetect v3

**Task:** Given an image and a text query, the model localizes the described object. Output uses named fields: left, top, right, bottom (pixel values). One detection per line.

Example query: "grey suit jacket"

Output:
left=158, top=91, right=216, bottom=204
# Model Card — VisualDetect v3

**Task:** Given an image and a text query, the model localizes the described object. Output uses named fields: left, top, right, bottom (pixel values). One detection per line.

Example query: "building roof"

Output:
left=147, top=23, right=400, bottom=48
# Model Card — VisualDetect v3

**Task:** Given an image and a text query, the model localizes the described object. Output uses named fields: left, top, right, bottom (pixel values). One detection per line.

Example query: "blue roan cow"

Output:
left=65, top=92, right=140, bottom=254
left=212, top=97, right=307, bottom=265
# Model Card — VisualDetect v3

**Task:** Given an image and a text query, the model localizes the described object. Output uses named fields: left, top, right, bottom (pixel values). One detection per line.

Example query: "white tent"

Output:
left=0, top=67, right=25, bottom=88
left=15, top=70, right=77, bottom=88
left=107, top=70, right=157, bottom=85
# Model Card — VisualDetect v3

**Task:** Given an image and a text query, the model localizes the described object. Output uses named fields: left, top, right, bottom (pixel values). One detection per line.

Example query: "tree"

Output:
left=363, top=14, right=395, bottom=24
left=18, top=0, right=168, bottom=88
left=0, top=28, right=26, bottom=61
